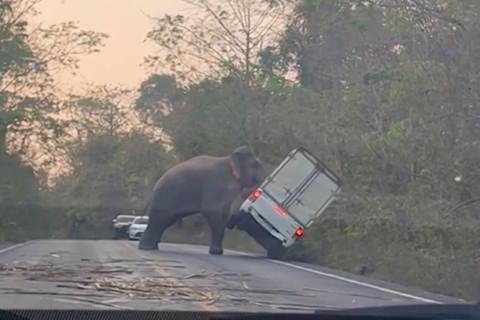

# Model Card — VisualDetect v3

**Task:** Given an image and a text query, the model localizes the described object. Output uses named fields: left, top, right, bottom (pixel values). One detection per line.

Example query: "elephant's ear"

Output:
left=229, top=153, right=242, bottom=180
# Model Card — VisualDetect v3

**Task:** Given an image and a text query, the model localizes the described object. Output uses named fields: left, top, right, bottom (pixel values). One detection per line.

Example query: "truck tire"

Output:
left=226, top=210, right=246, bottom=230
left=266, top=242, right=288, bottom=260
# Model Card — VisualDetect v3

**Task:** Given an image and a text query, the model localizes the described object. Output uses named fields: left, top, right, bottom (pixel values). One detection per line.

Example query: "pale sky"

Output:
left=21, top=0, right=189, bottom=180
left=36, top=0, right=190, bottom=89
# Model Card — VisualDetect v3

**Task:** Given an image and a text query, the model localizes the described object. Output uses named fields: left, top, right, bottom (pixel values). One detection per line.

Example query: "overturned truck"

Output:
left=226, top=147, right=342, bottom=260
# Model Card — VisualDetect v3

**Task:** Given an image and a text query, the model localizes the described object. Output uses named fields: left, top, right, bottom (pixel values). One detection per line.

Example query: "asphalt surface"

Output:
left=0, top=240, right=466, bottom=312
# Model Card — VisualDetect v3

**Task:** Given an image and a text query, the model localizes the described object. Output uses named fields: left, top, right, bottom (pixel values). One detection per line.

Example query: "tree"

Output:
left=270, top=0, right=480, bottom=299
left=135, top=0, right=480, bottom=300
left=0, top=0, right=108, bottom=176
left=0, top=0, right=108, bottom=242
left=136, top=73, right=261, bottom=159
left=46, top=131, right=173, bottom=239
left=144, top=0, right=293, bottom=82
left=139, top=0, right=296, bottom=157
left=45, top=84, right=174, bottom=238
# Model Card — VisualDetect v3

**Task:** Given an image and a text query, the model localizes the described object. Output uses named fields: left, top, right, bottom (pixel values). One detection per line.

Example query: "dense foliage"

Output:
left=2, top=0, right=480, bottom=300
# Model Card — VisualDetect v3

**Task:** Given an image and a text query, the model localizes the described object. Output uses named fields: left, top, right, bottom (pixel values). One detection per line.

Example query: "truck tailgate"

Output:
left=247, top=192, right=299, bottom=245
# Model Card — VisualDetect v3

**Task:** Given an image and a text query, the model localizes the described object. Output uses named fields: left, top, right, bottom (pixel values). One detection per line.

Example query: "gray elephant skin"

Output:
left=228, top=185, right=259, bottom=223
left=138, top=146, right=264, bottom=255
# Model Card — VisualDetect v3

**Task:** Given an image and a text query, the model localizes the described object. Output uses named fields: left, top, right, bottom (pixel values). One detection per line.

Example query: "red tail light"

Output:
left=274, top=204, right=287, bottom=216
left=294, top=227, right=304, bottom=237
left=248, top=189, right=262, bottom=201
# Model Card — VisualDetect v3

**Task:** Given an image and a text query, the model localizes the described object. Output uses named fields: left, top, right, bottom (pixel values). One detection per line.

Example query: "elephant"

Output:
left=138, top=146, right=264, bottom=255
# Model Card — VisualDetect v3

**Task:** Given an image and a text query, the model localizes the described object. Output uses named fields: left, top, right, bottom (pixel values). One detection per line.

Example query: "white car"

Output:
left=128, top=216, right=149, bottom=240
left=112, top=215, right=136, bottom=239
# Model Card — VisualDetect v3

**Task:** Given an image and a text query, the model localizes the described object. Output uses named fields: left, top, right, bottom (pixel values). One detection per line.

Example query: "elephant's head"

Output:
left=229, top=146, right=264, bottom=189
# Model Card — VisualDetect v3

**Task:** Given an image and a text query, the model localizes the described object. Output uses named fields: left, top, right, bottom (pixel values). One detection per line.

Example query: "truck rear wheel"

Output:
left=266, top=242, right=288, bottom=260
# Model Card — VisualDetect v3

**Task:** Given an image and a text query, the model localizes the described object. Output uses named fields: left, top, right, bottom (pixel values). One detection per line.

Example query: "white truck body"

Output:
left=237, top=147, right=341, bottom=250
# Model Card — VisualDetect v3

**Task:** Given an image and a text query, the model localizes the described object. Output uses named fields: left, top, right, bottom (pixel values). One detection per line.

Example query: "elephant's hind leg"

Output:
left=138, top=223, right=160, bottom=250
left=138, top=210, right=182, bottom=251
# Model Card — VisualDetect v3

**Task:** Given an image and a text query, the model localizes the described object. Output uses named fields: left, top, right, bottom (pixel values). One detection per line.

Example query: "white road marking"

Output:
left=270, top=260, right=443, bottom=305
left=226, top=248, right=443, bottom=305
left=0, top=241, right=35, bottom=256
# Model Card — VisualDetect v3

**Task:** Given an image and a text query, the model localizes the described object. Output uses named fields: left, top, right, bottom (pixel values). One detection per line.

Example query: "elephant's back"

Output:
left=159, top=155, right=225, bottom=181
left=158, top=155, right=228, bottom=183
left=149, top=155, right=227, bottom=212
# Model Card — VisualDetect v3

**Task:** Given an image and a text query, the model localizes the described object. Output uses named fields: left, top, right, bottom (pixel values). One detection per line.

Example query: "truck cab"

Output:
left=227, top=147, right=341, bottom=259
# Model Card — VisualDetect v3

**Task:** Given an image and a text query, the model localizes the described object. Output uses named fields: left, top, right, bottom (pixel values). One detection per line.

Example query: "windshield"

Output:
left=1, top=0, right=473, bottom=314
left=133, top=218, right=149, bottom=225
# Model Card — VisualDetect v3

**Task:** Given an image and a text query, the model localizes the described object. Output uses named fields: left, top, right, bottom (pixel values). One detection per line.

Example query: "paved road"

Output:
left=0, top=240, right=465, bottom=312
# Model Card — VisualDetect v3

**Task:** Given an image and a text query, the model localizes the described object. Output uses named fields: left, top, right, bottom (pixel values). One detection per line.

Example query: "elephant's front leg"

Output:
left=202, top=211, right=225, bottom=255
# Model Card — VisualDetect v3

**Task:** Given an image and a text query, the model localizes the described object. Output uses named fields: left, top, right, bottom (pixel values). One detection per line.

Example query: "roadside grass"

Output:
left=303, top=216, right=480, bottom=301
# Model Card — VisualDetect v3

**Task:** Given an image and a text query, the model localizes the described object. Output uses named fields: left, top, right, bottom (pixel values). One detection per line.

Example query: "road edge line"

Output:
left=270, top=260, right=442, bottom=304
left=0, top=241, right=35, bottom=256
left=225, top=248, right=442, bottom=305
